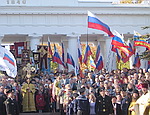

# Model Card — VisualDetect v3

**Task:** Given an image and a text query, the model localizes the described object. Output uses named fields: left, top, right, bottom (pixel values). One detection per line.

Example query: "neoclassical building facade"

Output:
left=0, top=0, right=149, bottom=71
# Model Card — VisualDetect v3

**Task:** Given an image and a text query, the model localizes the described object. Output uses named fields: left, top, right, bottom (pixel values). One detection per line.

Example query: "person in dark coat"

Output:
left=111, top=96, right=122, bottom=115
left=4, top=89, right=19, bottom=115
left=95, top=87, right=113, bottom=115
left=0, top=85, right=7, bottom=115
left=74, top=88, right=90, bottom=115
left=120, top=90, right=131, bottom=115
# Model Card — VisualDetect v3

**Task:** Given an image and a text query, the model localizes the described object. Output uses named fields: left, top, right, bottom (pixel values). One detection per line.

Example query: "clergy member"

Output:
left=21, top=78, right=36, bottom=112
left=133, top=83, right=150, bottom=115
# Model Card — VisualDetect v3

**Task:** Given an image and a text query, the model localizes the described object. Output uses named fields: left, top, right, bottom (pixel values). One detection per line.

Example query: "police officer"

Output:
left=74, top=88, right=90, bottom=115
left=4, top=89, right=19, bottom=115
left=95, top=87, right=113, bottom=115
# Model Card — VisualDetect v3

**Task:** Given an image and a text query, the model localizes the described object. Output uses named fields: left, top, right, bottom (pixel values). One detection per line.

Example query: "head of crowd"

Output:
left=0, top=67, right=149, bottom=114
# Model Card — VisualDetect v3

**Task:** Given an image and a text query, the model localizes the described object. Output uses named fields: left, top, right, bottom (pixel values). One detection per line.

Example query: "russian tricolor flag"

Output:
left=52, top=44, right=64, bottom=66
left=83, top=44, right=92, bottom=64
left=3, top=53, right=15, bottom=66
left=112, top=45, right=121, bottom=62
left=95, top=44, right=101, bottom=63
left=67, top=52, right=75, bottom=68
left=128, top=43, right=135, bottom=55
left=77, top=38, right=82, bottom=64
left=96, top=56, right=103, bottom=71
left=88, top=11, right=114, bottom=37
left=111, top=35, right=129, bottom=48
left=133, top=53, right=141, bottom=68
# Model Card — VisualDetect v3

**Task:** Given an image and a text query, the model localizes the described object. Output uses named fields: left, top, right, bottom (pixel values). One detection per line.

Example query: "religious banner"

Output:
left=21, top=49, right=30, bottom=65
left=14, top=42, right=27, bottom=58
left=33, top=52, right=40, bottom=64
left=37, top=45, right=48, bottom=70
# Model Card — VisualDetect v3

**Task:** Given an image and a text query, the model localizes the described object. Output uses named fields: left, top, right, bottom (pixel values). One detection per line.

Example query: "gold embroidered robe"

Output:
left=21, top=83, right=36, bottom=112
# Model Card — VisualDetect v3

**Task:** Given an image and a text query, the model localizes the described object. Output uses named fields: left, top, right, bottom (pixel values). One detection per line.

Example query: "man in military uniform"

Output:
left=74, top=88, right=90, bottom=115
left=95, top=87, right=113, bottom=115
left=4, top=89, right=19, bottom=115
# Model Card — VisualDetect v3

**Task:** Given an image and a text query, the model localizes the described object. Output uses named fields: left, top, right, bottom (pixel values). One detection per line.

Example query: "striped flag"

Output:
left=52, top=44, right=64, bottom=66
left=77, top=37, right=82, bottom=64
left=95, top=44, right=101, bottom=63
left=67, top=52, right=75, bottom=68
left=88, top=11, right=114, bottom=37
left=133, top=53, right=141, bottom=68
left=96, top=56, right=103, bottom=71
left=83, top=44, right=92, bottom=65
left=0, top=46, right=17, bottom=78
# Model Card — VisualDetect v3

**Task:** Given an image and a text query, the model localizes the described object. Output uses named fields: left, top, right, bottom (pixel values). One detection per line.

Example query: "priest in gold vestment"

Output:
left=128, top=90, right=139, bottom=115
left=133, top=83, right=150, bottom=115
left=21, top=78, right=36, bottom=112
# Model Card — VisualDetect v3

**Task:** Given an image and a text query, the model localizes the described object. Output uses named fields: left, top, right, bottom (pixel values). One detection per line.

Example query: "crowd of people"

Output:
left=0, top=67, right=149, bottom=115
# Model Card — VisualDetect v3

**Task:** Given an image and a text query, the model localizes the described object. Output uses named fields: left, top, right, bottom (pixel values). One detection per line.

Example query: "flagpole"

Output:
left=42, top=36, right=44, bottom=46
left=87, top=14, right=89, bottom=71
left=87, top=28, right=89, bottom=44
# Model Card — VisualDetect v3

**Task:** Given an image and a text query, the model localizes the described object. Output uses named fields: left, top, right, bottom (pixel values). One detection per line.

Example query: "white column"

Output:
left=29, top=35, right=42, bottom=52
left=67, top=35, right=79, bottom=72
left=105, top=36, right=117, bottom=72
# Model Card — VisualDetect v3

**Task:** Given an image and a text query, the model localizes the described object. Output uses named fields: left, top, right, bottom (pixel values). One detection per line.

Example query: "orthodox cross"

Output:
left=23, top=63, right=35, bottom=78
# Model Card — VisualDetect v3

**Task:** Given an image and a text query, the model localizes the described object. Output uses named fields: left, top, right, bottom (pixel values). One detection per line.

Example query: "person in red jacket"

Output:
left=35, top=85, right=46, bottom=113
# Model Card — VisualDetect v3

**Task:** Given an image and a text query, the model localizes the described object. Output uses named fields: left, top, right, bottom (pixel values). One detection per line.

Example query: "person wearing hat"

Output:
left=95, top=87, right=113, bottom=115
left=128, top=90, right=139, bottom=115
left=4, top=89, right=19, bottom=115
left=133, top=83, right=150, bottom=115
left=74, top=88, right=90, bottom=115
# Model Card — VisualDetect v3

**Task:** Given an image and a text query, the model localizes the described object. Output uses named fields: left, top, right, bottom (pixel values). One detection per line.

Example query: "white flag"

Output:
left=0, top=46, right=17, bottom=78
